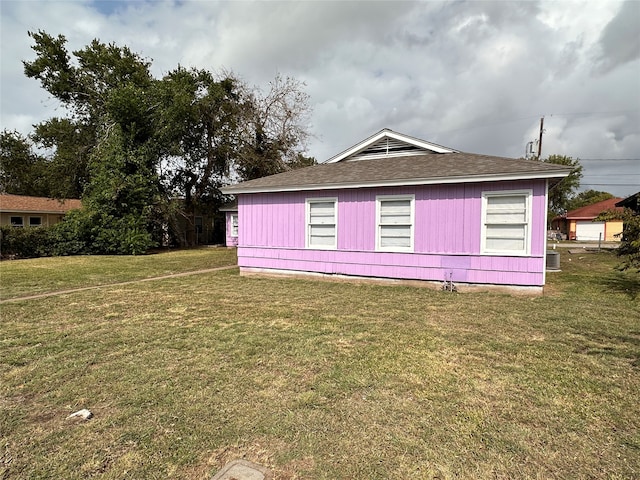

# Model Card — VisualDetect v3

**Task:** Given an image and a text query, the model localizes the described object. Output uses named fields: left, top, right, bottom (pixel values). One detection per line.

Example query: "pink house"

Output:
left=219, top=200, right=238, bottom=247
left=221, top=129, right=571, bottom=293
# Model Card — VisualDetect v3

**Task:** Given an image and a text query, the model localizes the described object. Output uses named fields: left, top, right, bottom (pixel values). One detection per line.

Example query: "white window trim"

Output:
left=10, top=216, right=24, bottom=228
left=375, top=194, right=415, bottom=252
left=481, top=189, right=533, bottom=256
left=305, top=197, right=338, bottom=250
left=230, top=213, right=238, bottom=238
left=29, top=216, right=42, bottom=227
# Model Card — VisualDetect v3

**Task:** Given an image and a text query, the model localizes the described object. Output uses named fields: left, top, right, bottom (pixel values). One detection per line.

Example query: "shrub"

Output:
left=0, top=225, right=54, bottom=258
left=1, top=208, right=156, bottom=259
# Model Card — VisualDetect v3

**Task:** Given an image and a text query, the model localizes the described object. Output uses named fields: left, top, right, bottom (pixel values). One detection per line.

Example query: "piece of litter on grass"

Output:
left=66, top=408, right=93, bottom=420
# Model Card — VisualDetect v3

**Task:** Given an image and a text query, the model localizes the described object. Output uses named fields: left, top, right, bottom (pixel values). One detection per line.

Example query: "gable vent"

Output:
left=347, top=138, right=433, bottom=161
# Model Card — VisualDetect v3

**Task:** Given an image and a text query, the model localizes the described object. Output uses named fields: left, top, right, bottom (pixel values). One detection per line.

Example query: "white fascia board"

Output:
left=220, top=170, right=571, bottom=194
left=324, top=129, right=456, bottom=163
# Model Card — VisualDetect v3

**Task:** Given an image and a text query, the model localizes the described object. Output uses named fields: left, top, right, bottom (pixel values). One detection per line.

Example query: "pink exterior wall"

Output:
left=237, top=180, right=549, bottom=286
left=225, top=211, right=238, bottom=247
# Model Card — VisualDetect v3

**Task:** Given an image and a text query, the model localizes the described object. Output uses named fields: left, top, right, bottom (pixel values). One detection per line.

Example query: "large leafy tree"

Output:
left=155, top=69, right=315, bottom=245
left=14, top=31, right=314, bottom=251
left=23, top=30, right=156, bottom=178
left=22, top=30, right=160, bottom=253
left=153, top=68, right=245, bottom=244
left=544, top=154, right=583, bottom=218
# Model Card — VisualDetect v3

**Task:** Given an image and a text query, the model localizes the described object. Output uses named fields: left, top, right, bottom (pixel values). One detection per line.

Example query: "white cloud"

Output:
left=1, top=0, right=638, bottom=197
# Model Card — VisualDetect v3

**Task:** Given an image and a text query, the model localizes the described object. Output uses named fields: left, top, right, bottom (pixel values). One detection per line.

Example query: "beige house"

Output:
left=565, top=197, right=624, bottom=241
left=0, top=194, right=82, bottom=228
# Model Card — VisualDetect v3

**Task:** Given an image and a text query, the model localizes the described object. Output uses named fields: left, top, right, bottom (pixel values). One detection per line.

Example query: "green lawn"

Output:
left=0, top=247, right=237, bottom=301
left=1, top=249, right=638, bottom=479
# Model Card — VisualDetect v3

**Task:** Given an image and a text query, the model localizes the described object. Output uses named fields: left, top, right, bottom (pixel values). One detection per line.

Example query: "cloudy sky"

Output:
left=1, top=0, right=639, bottom=197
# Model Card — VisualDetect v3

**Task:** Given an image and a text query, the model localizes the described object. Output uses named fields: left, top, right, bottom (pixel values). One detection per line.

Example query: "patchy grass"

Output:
left=0, top=247, right=237, bottom=301
left=1, top=250, right=638, bottom=479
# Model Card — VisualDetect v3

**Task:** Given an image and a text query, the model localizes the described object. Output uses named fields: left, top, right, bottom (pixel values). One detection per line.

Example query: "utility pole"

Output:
left=537, top=117, right=544, bottom=159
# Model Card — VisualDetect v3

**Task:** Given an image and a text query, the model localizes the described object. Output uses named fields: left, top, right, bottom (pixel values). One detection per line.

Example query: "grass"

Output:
left=1, top=249, right=638, bottom=479
left=0, top=247, right=237, bottom=301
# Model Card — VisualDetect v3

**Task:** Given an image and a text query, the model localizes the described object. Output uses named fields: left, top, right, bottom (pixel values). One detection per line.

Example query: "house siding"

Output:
left=225, top=212, right=239, bottom=247
left=237, top=180, right=548, bottom=286
left=605, top=220, right=623, bottom=241
left=0, top=212, right=65, bottom=227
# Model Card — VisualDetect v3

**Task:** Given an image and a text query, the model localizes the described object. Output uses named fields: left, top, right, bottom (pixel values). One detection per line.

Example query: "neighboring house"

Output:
left=616, top=192, right=640, bottom=214
left=565, top=197, right=624, bottom=241
left=220, top=129, right=572, bottom=293
left=219, top=200, right=238, bottom=247
left=0, top=194, right=82, bottom=228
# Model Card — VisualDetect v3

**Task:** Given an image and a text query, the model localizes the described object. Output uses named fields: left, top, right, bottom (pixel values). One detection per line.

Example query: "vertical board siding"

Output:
left=237, top=179, right=548, bottom=286
left=225, top=212, right=238, bottom=247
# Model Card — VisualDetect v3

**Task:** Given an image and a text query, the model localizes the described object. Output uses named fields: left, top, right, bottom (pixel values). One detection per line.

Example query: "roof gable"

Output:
left=325, top=129, right=457, bottom=163
left=220, top=129, right=573, bottom=195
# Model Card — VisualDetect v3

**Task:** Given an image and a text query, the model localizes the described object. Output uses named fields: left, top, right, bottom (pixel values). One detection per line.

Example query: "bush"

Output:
left=0, top=225, right=53, bottom=258
left=1, top=207, right=157, bottom=259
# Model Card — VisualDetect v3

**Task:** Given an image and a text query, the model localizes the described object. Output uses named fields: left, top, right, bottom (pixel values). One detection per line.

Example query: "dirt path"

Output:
left=0, top=264, right=238, bottom=304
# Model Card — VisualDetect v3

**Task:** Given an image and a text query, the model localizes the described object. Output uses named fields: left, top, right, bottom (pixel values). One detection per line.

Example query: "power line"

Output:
left=581, top=183, right=640, bottom=187
left=546, top=109, right=640, bottom=118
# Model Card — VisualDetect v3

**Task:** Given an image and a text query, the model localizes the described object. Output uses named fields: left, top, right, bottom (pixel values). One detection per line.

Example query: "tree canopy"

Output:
left=544, top=154, right=583, bottom=218
left=3, top=30, right=315, bottom=253
left=565, top=189, right=615, bottom=212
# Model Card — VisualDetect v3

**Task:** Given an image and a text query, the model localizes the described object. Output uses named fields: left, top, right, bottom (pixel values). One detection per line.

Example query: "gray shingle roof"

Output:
left=221, top=153, right=572, bottom=194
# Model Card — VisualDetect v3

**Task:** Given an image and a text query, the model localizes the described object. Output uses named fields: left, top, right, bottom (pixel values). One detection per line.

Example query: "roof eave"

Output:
left=221, top=170, right=571, bottom=195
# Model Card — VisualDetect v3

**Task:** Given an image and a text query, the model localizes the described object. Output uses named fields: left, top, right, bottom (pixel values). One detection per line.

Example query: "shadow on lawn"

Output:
left=574, top=331, right=640, bottom=369
left=600, top=271, right=640, bottom=300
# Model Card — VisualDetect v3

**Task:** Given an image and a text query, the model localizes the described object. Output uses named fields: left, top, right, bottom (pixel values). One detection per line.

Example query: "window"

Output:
left=10, top=216, right=23, bottom=228
left=230, top=214, right=238, bottom=237
left=481, top=190, right=532, bottom=255
left=29, top=217, right=42, bottom=227
left=195, top=216, right=203, bottom=234
left=306, top=198, right=337, bottom=249
left=376, top=195, right=414, bottom=251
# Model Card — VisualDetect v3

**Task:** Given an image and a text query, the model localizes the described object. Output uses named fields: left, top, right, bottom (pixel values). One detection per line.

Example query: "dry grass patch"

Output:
left=1, top=250, right=638, bottom=479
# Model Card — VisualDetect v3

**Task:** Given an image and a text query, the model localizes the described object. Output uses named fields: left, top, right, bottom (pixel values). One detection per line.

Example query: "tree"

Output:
left=544, top=154, right=583, bottom=218
left=565, top=189, right=615, bottom=212
left=23, top=30, right=156, bottom=195
left=0, top=130, right=49, bottom=196
left=22, top=30, right=160, bottom=253
left=80, top=125, right=160, bottom=254
left=30, top=118, right=94, bottom=198
left=597, top=208, right=640, bottom=272
left=238, top=74, right=313, bottom=180
left=155, top=69, right=314, bottom=245
left=18, top=31, right=315, bottom=251
left=153, top=67, right=245, bottom=244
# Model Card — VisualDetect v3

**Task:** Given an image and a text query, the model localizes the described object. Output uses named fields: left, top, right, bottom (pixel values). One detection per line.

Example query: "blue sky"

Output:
left=1, top=0, right=638, bottom=197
